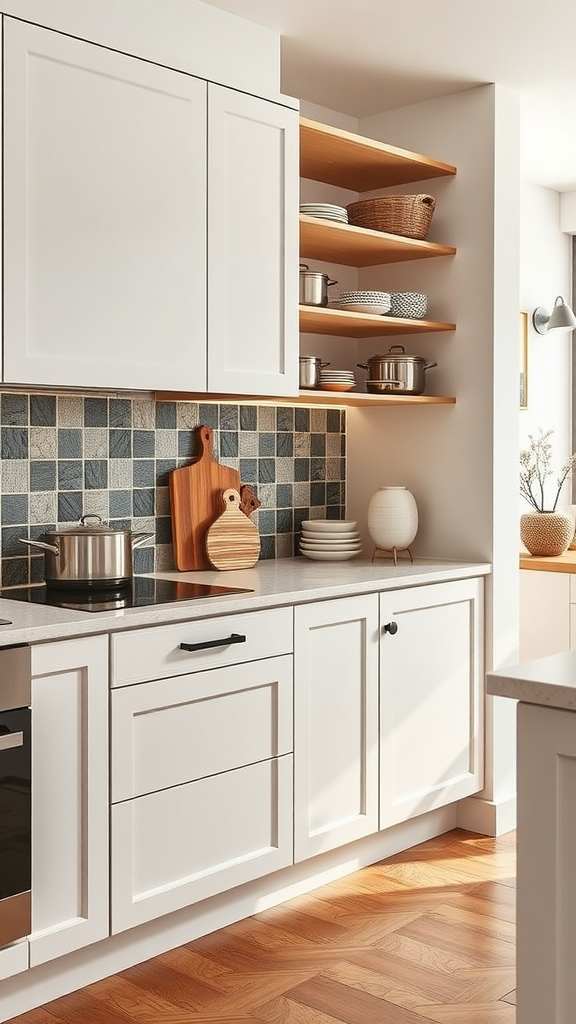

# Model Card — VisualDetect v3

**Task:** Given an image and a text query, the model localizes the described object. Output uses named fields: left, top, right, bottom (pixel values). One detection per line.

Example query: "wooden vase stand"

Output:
left=371, top=545, right=414, bottom=566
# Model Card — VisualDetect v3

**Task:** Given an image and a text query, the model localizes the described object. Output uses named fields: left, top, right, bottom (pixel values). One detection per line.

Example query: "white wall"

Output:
left=519, top=181, right=572, bottom=511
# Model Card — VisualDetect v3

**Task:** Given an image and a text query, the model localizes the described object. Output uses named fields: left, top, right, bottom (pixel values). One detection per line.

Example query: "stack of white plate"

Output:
left=299, top=203, right=348, bottom=223
left=337, top=290, right=391, bottom=315
left=300, top=520, right=362, bottom=561
left=318, top=369, right=356, bottom=392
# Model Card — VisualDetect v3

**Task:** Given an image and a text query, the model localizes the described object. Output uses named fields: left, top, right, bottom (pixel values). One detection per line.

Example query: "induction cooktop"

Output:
left=2, top=577, right=253, bottom=613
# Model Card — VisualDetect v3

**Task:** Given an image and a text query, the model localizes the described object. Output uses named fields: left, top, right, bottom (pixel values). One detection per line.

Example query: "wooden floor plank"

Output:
left=8, top=829, right=519, bottom=1024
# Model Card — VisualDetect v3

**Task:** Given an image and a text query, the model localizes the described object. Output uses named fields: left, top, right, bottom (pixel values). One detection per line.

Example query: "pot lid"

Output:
left=366, top=345, right=426, bottom=364
left=48, top=514, right=127, bottom=537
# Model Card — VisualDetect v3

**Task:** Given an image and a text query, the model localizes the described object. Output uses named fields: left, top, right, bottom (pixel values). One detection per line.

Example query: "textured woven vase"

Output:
left=367, top=486, right=418, bottom=550
left=520, top=511, right=575, bottom=556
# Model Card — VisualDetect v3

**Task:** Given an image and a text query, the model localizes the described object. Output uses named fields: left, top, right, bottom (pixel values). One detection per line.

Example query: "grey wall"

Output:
left=0, top=392, right=347, bottom=588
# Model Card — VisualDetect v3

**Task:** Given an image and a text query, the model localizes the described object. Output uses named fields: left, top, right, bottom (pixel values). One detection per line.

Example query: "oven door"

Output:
left=0, top=701, right=31, bottom=946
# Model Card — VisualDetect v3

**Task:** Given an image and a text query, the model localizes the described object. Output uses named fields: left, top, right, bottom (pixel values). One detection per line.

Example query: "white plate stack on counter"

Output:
left=300, top=520, right=362, bottom=561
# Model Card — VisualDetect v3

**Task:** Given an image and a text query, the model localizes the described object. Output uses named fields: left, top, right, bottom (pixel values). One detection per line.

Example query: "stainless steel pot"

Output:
left=357, top=345, right=437, bottom=395
left=299, top=356, right=331, bottom=389
left=299, top=264, right=338, bottom=307
left=19, top=514, right=153, bottom=588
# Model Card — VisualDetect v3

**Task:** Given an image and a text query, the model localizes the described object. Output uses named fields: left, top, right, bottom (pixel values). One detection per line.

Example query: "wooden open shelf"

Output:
left=300, top=117, right=457, bottom=192
left=300, top=305, right=455, bottom=338
left=300, top=215, right=456, bottom=268
left=156, top=390, right=456, bottom=409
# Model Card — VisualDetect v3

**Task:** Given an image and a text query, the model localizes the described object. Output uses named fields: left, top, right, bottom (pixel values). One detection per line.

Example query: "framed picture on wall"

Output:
left=520, top=310, right=528, bottom=409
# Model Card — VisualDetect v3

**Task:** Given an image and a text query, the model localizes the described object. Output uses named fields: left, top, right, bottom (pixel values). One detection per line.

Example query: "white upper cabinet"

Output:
left=3, top=18, right=298, bottom=396
left=207, top=85, right=299, bottom=396
left=3, top=18, right=207, bottom=391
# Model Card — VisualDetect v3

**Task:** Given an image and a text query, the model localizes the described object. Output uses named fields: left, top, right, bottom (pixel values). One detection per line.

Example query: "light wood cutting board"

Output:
left=205, top=489, right=260, bottom=570
left=169, top=425, right=241, bottom=570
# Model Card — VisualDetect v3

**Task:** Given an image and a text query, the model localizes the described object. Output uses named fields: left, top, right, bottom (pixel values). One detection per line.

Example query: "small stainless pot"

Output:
left=357, top=345, right=437, bottom=395
left=20, top=514, right=153, bottom=588
left=299, top=356, right=331, bottom=389
left=299, top=264, right=338, bottom=307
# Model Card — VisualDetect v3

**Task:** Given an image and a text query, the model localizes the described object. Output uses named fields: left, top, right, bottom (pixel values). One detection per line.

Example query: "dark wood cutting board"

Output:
left=169, top=425, right=240, bottom=570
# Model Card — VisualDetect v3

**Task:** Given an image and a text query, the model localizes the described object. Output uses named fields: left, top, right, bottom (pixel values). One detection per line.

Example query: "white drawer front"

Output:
left=111, top=754, right=293, bottom=933
left=110, top=606, right=293, bottom=686
left=111, top=654, right=293, bottom=802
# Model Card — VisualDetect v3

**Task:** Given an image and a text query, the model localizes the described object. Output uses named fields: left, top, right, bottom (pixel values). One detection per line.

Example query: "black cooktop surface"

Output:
left=2, top=577, right=253, bottom=613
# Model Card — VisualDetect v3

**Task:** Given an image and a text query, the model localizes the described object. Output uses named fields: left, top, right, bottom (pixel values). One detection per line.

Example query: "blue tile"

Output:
left=133, top=430, right=155, bottom=458
left=31, top=395, right=56, bottom=426
left=133, top=489, right=155, bottom=517
left=109, top=429, right=132, bottom=459
left=85, top=460, right=108, bottom=490
left=2, top=526, right=29, bottom=557
left=1, top=494, right=28, bottom=525
left=30, top=461, right=57, bottom=492
left=134, top=546, right=155, bottom=574
left=155, top=402, right=177, bottom=429
left=110, top=398, right=131, bottom=428
left=58, top=460, right=83, bottom=490
left=239, top=459, right=257, bottom=483
left=1, top=394, right=28, bottom=426
left=258, top=510, right=276, bottom=535
left=155, top=460, right=177, bottom=486
left=259, top=433, right=275, bottom=457
left=276, top=509, right=293, bottom=533
left=178, top=431, right=195, bottom=459
left=109, top=490, right=132, bottom=518
left=220, top=431, right=239, bottom=458
left=84, top=397, right=108, bottom=427
left=58, top=428, right=82, bottom=459
left=2, top=427, right=28, bottom=460
left=1, top=558, right=29, bottom=588
left=198, top=404, right=219, bottom=428
left=276, top=483, right=293, bottom=508
left=58, top=492, right=83, bottom=522
left=133, top=460, right=155, bottom=488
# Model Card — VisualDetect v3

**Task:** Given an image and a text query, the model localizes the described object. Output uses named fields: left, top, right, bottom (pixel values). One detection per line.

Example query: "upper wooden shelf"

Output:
left=300, top=305, right=455, bottom=338
left=300, top=117, right=457, bottom=192
left=155, top=390, right=456, bottom=409
left=300, top=215, right=456, bottom=268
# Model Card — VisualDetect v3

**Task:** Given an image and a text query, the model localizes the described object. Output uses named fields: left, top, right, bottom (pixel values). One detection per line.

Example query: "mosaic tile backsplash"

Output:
left=0, top=392, right=347, bottom=588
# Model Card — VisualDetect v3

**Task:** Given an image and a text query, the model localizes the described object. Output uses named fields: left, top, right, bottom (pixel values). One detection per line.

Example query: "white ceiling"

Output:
left=200, top=0, right=576, bottom=192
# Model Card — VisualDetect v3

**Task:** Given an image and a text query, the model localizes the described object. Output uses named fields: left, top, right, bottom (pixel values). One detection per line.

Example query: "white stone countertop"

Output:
left=0, top=556, right=491, bottom=647
left=487, top=651, right=576, bottom=712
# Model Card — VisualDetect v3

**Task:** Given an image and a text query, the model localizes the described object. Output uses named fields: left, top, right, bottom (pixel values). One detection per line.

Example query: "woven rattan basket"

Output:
left=346, top=194, right=435, bottom=240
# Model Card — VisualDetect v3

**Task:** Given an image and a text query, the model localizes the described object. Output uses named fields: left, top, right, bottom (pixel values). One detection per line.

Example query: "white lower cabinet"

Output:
left=293, top=594, right=380, bottom=861
left=29, top=635, right=109, bottom=967
left=379, top=578, right=484, bottom=827
left=110, top=609, right=294, bottom=934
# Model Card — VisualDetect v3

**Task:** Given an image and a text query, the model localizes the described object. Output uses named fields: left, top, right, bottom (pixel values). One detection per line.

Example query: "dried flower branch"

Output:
left=520, top=429, right=576, bottom=512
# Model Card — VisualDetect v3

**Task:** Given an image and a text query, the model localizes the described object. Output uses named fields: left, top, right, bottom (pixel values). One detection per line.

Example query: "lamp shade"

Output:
left=547, top=295, right=576, bottom=331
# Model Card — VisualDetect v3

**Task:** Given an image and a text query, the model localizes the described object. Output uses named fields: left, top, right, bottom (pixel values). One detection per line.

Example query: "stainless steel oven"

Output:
left=0, top=645, right=31, bottom=947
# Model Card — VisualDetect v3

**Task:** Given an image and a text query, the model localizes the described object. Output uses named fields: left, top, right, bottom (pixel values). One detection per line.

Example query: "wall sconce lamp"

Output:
left=533, top=296, right=576, bottom=334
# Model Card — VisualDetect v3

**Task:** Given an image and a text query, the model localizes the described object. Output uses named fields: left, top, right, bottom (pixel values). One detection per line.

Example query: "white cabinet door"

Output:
left=520, top=568, right=571, bottom=661
left=379, top=578, right=484, bottom=828
left=207, top=85, right=299, bottom=397
left=110, top=654, right=294, bottom=933
left=29, top=635, right=109, bottom=966
left=293, top=594, right=380, bottom=862
left=4, top=18, right=207, bottom=391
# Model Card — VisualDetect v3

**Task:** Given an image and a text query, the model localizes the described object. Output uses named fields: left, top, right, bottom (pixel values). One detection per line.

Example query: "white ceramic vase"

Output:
left=367, top=486, right=418, bottom=551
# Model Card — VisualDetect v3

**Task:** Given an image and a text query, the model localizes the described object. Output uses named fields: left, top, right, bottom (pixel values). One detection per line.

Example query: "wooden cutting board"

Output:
left=206, top=489, right=260, bottom=570
left=169, top=425, right=241, bottom=570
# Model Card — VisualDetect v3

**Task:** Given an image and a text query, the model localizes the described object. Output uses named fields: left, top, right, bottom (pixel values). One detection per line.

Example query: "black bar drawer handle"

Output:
left=179, top=633, right=247, bottom=653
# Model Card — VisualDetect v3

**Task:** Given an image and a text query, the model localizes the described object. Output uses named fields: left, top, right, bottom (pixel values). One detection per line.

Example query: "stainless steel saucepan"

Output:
left=357, top=345, right=437, bottom=396
left=20, top=514, right=153, bottom=588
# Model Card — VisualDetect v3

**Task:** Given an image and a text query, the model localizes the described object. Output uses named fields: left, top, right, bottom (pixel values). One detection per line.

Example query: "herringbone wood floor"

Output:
left=12, top=828, right=517, bottom=1023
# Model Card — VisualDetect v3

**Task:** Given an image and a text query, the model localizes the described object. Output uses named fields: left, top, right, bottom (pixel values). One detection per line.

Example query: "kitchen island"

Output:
left=0, top=556, right=490, bottom=1022
left=488, top=652, right=576, bottom=1024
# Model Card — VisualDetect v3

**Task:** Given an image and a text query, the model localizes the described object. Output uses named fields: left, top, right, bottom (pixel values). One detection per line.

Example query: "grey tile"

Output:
left=276, top=433, right=293, bottom=458
left=198, top=403, right=219, bottom=428
left=133, top=460, right=155, bottom=488
left=294, top=459, right=310, bottom=482
left=31, top=395, right=56, bottom=427
left=311, top=434, right=326, bottom=457
left=155, top=486, right=171, bottom=517
left=1, top=494, right=28, bottom=525
left=327, top=482, right=342, bottom=506
left=133, top=489, right=155, bottom=517
left=258, top=458, right=275, bottom=484
left=310, top=482, right=326, bottom=506
left=155, top=402, right=177, bottom=429
left=176, top=401, right=199, bottom=430
left=83, top=427, right=108, bottom=459
left=82, top=491, right=108, bottom=521
left=276, top=458, right=295, bottom=483
left=239, top=432, right=258, bottom=458
left=30, top=426, right=57, bottom=460
left=85, top=460, right=108, bottom=490
left=327, top=457, right=343, bottom=481
left=293, top=482, right=310, bottom=507
left=311, top=408, right=327, bottom=433
left=220, top=431, right=239, bottom=458
left=311, top=458, right=326, bottom=482
left=134, top=546, right=155, bottom=574
left=155, top=543, right=175, bottom=572
left=2, top=461, right=29, bottom=494
left=259, top=535, right=275, bottom=560
left=220, top=405, right=239, bottom=431
left=58, top=491, right=83, bottom=522
left=239, top=459, right=257, bottom=484
left=109, top=459, right=132, bottom=489
left=240, top=406, right=257, bottom=431
left=257, top=483, right=276, bottom=510
left=57, top=395, right=83, bottom=427
left=29, top=491, right=57, bottom=525
left=257, top=509, right=275, bottom=535
left=276, top=407, right=294, bottom=432
left=110, top=398, right=132, bottom=428
left=294, top=432, right=311, bottom=457
left=259, top=433, right=275, bottom=457
left=295, top=408, right=310, bottom=432
left=109, top=490, right=132, bottom=518
left=327, top=433, right=342, bottom=457
left=2, top=526, right=28, bottom=557
left=276, top=533, right=294, bottom=559
left=155, top=516, right=172, bottom=544
left=276, top=509, right=293, bottom=533
left=133, top=430, right=155, bottom=458
left=178, top=430, right=196, bottom=459
left=58, top=460, right=83, bottom=491
left=132, top=398, right=156, bottom=430
left=155, top=429, right=177, bottom=459
left=258, top=406, right=275, bottom=432
left=155, top=460, right=177, bottom=487
left=276, top=484, right=293, bottom=508
left=327, top=408, right=342, bottom=432
left=2, top=558, right=29, bottom=588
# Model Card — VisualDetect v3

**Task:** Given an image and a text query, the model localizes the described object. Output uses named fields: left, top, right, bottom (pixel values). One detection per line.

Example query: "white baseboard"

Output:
left=457, top=794, right=517, bottom=836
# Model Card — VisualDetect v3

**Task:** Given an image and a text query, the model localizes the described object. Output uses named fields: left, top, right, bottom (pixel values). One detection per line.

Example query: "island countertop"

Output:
left=0, top=555, right=491, bottom=646
left=487, top=649, right=576, bottom=711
